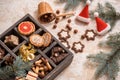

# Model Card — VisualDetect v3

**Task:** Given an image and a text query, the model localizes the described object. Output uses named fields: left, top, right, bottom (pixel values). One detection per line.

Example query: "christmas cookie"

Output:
left=30, top=34, right=44, bottom=47
left=57, top=29, right=70, bottom=41
left=72, top=41, right=85, bottom=53
left=81, top=29, right=97, bottom=41
left=42, top=32, right=52, bottom=47
left=18, top=21, right=35, bottom=35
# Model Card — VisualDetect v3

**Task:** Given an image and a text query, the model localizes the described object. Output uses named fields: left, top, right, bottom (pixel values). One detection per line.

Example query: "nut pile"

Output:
left=32, top=57, right=52, bottom=78
left=50, top=46, right=68, bottom=64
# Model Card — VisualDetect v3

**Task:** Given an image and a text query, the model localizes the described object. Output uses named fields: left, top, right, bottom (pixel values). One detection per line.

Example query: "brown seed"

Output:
left=74, top=29, right=78, bottom=34
left=56, top=17, right=60, bottom=21
left=52, top=24, right=57, bottom=29
left=55, top=20, right=59, bottom=24
left=66, top=24, right=72, bottom=31
left=67, top=19, right=71, bottom=23
left=56, top=10, right=60, bottom=14
left=62, top=16, right=66, bottom=19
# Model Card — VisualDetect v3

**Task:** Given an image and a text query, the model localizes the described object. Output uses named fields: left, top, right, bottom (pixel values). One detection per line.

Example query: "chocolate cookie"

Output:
left=72, top=41, right=85, bottom=53
left=81, top=29, right=97, bottom=41
left=57, top=29, right=70, bottom=41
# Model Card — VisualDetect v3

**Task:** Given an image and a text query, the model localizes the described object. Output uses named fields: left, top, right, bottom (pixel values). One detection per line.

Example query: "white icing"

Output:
left=87, top=31, right=94, bottom=38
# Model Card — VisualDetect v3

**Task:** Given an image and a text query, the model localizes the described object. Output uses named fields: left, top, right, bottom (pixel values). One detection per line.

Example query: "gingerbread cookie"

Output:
left=57, top=29, right=70, bottom=41
left=81, top=29, right=97, bottom=41
left=42, top=32, right=52, bottom=47
left=18, top=21, right=35, bottom=35
left=30, top=34, right=44, bottom=47
left=72, top=41, right=85, bottom=53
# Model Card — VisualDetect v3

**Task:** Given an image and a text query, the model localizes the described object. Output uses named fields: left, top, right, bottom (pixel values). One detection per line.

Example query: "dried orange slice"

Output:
left=18, top=21, right=35, bottom=35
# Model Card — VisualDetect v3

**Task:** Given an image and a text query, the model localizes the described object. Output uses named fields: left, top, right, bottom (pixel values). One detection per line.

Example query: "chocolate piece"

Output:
left=67, top=19, right=71, bottom=23
left=57, top=29, right=70, bottom=41
left=81, top=29, right=97, bottom=41
left=42, top=32, right=52, bottom=47
left=0, top=47, right=5, bottom=60
left=51, top=53, right=68, bottom=64
left=4, top=35, right=19, bottom=48
left=52, top=24, right=57, bottom=29
left=30, top=34, right=44, bottom=47
left=56, top=10, right=60, bottom=14
left=18, top=21, right=35, bottom=35
left=74, top=29, right=78, bottom=34
left=50, top=46, right=68, bottom=64
left=71, top=41, right=85, bottom=53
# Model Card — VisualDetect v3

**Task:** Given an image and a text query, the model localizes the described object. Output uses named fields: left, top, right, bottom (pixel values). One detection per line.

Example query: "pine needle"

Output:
left=87, top=32, right=120, bottom=80
left=57, top=0, right=93, bottom=11
left=0, top=56, right=32, bottom=79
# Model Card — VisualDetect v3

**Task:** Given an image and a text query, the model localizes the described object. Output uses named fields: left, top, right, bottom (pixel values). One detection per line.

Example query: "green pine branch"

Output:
left=0, top=56, right=32, bottom=80
left=57, top=0, right=93, bottom=11
left=87, top=32, right=120, bottom=80
left=90, top=2, right=120, bottom=30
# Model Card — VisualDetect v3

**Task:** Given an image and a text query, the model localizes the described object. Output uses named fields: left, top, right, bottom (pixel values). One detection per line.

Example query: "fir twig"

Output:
left=87, top=32, right=120, bottom=80
left=0, top=56, right=32, bottom=80
left=57, top=0, right=93, bottom=11
left=90, top=2, right=120, bottom=30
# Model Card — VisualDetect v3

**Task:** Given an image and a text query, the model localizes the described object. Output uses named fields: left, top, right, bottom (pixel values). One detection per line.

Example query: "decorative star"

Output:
left=57, top=29, right=70, bottom=41
left=72, top=41, right=85, bottom=53
left=81, top=29, right=97, bottom=41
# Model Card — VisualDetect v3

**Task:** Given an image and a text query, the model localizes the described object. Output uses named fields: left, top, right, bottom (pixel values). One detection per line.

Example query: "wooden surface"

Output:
left=0, top=0, right=120, bottom=80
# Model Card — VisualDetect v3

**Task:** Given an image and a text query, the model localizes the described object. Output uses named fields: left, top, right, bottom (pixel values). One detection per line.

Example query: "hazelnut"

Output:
left=55, top=20, right=59, bottom=24
left=52, top=24, right=57, bottom=29
left=74, top=29, right=78, bottom=34
left=67, top=19, right=71, bottom=23
left=56, top=10, right=60, bottom=14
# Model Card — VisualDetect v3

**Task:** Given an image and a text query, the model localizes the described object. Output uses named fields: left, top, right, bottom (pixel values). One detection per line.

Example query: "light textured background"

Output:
left=0, top=0, right=120, bottom=80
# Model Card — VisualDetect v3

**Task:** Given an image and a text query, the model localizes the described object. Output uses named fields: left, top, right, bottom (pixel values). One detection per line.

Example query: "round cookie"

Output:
left=42, top=33, right=52, bottom=47
left=30, top=34, right=44, bottom=47
left=18, top=21, right=35, bottom=35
